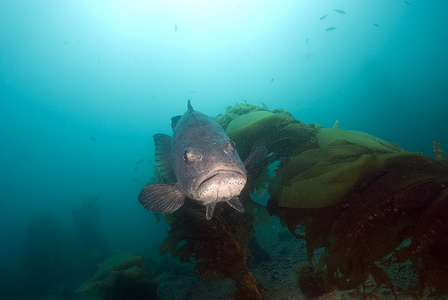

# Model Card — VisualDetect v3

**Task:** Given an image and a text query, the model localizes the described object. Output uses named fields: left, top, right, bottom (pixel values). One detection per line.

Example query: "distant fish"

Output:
left=134, top=167, right=139, bottom=171
left=174, top=24, right=178, bottom=32
left=333, top=120, right=340, bottom=129
left=373, top=24, right=380, bottom=28
left=306, top=38, right=308, bottom=45
left=334, top=9, right=346, bottom=14
left=404, top=1, right=412, bottom=5
left=152, top=95, right=156, bottom=101
left=271, top=78, right=274, bottom=83
left=190, top=91, right=196, bottom=94
left=137, top=159, right=145, bottom=164
left=64, top=40, right=69, bottom=45
left=326, top=27, right=337, bottom=31
left=320, top=14, right=328, bottom=20
left=90, top=137, right=97, bottom=141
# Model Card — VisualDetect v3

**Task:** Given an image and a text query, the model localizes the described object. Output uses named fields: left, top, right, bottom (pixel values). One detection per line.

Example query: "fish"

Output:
left=320, top=14, right=328, bottom=20
left=334, top=9, right=346, bottom=14
left=373, top=24, right=380, bottom=28
left=326, top=27, right=337, bottom=31
left=138, top=100, right=267, bottom=220
left=174, top=24, right=178, bottom=32
left=137, top=159, right=145, bottom=164
left=271, top=78, right=274, bottom=83
left=404, top=1, right=412, bottom=5
left=90, top=137, right=97, bottom=141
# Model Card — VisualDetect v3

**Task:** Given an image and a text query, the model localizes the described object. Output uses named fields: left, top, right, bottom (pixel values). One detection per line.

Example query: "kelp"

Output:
left=160, top=204, right=265, bottom=299
left=268, top=140, right=448, bottom=298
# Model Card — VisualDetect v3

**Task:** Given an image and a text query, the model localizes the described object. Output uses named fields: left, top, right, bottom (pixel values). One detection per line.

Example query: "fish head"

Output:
left=172, top=121, right=247, bottom=205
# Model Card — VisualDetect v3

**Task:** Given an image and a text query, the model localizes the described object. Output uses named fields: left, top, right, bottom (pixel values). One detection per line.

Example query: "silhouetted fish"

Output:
left=404, top=1, right=412, bottom=5
left=137, top=159, right=145, bottom=164
left=320, top=14, right=327, bottom=20
left=334, top=9, right=346, bottom=14
left=90, top=137, right=97, bottom=141
left=271, top=78, right=274, bottom=83
left=373, top=24, right=380, bottom=28
left=326, top=27, right=337, bottom=31
left=138, top=100, right=267, bottom=220
left=174, top=24, right=177, bottom=32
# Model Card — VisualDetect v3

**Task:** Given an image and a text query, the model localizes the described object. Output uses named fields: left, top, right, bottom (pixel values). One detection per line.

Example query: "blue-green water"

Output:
left=1, top=1, right=447, bottom=299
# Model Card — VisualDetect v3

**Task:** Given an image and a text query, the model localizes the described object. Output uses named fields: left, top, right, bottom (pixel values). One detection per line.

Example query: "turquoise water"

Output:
left=1, top=1, right=447, bottom=298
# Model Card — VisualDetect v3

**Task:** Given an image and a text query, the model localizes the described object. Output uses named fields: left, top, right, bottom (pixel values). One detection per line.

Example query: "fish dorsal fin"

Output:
left=187, top=99, right=193, bottom=111
left=138, top=183, right=185, bottom=214
left=154, top=134, right=176, bottom=183
left=205, top=203, right=216, bottom=220
left=244, top=146, right=268, bottom=167
left=171, top=115, right=182, bottom=132
left=227, top=197, right=244, bottom=212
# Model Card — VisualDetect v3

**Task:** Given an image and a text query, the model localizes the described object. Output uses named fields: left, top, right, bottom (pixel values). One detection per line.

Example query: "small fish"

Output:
left=64, top=40, right=69, bottom=45
left=333, top=120, right=340, bottom=129
left=306, top=38, right=308, bottom=45
left=190, top=91, right=196, bottom=94
left=138, top=100, right=267, bottom=220
left=404, top=1, right=412, bottom=5
left=98, top=58, right=100, bottom=64
left=137, top=159, right=145, bottom=164
left=320, top=14, right=327, bottom=20
left=90, top=137, right=97, bottom=141
left=334, top=9, right=346, bottom=14
left=326, top=27, right=337, bottom=31
left=152, top=95, right=156, bottom=101
left=174, top=24, right=178, bottom=32
left=373, top=24, right=380, bottom=28
left=271, top=78, right=274, bottom=83
left=134, top=167, right=139, bottom=171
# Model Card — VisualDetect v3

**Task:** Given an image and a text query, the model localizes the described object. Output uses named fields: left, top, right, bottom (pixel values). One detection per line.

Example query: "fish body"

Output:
left=334, top=9, right=346, bottom=14
left=326, top=27, right=337, bottom=31
left=320, top=14, right=328, bottom=20
left=138, top=100, right=266, bottom=220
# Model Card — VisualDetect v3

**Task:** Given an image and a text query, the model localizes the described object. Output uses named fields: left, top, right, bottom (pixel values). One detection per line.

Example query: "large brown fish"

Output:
left=139, top=100, right=266, bottom=220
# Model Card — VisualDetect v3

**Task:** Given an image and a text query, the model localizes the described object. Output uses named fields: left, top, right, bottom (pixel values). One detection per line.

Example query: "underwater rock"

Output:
left=78, top=253, right=157, bottom=300
left=316, top=127, right=404, bottom=152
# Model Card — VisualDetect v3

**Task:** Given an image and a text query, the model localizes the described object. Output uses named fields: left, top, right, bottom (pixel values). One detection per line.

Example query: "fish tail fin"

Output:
left=187, top=99, right=193, bottom=111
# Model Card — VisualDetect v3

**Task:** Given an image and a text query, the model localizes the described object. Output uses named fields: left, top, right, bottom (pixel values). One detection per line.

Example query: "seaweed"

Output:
left=160, top=204, right=265, bottom=299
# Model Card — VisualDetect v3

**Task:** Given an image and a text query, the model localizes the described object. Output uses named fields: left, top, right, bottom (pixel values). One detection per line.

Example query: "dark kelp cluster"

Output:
left=142, top=102, right=447, bottom=299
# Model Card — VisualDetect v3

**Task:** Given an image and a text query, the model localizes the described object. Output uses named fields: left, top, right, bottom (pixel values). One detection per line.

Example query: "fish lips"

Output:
left=194, top=168, right=247, bottom=192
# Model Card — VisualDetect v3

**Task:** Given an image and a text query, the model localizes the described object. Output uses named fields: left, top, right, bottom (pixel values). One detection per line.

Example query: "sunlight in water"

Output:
left=82, top=0, right=297, bottom=47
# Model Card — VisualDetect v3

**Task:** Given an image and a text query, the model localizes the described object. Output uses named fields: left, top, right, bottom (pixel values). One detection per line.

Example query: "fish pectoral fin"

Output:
left=138, top=183, right=185, bottom=214
left=205, top=203, right=216, bottom=220
left=244, top=146, right=268, bottom=167
left=227, top=197, right=244, bottom=212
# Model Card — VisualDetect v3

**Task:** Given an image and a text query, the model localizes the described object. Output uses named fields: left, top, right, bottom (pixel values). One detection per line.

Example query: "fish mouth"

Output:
left=195, top=169, right=246, bottom=191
